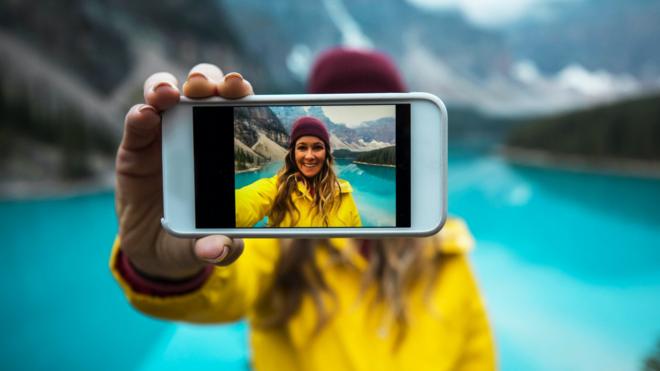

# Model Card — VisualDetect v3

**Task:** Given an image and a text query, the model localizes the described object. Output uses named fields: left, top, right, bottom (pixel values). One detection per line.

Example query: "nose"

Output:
left=304, top=149, right=315, bottom=160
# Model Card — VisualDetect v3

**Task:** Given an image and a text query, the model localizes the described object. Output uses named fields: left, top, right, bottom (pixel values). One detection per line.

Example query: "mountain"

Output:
left=505, top=93, right=660, bottom=162
left=269, top=106, right=309, bottom=131
left=269, top=105, right=395, bottom=151
left=0, top=0, right=284, bottom=188
left=354, top=117, right=396, bottom=143
left=234, top=138, right=266, bottom=171
left=305, top=106, right=395, bottom=149
left=355, top=146, right=396, bottom=166
left=233, top=107, right=289, bottom=168
left=234, top=107, right=289, bottom=147
left=506, top=0, right=660, bottom=79
left=3, top=0, right=660, bottom=190
left=222, top=0, right=660, bottom=114
left=251, top=133, right=288, bottom=161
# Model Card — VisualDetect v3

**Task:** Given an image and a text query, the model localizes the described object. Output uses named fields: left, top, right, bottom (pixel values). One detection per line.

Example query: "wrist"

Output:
left=128, top=254, right=208, bottom=281
left=119, top=236, right=209, bottom=281
left=116, top=249, right=214, bottom=297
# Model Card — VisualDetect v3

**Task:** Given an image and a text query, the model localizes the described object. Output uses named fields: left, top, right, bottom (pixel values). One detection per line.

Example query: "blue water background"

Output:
left=1, top=147, right=659, bottom=370
left=235, top=159, right=396, bottom=227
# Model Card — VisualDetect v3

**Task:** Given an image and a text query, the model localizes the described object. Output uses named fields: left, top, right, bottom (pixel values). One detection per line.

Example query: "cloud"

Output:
left=402, top=39, right=645, bottom=116
left=405, top=0, right=565, bottom=27
left=554, top=64, right=639, bottom=96
left=512, top=60, right=640, bottom=97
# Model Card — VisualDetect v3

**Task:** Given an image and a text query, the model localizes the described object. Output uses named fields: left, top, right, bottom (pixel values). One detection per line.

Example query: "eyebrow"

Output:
left=297, top=142, right=324, bottom=147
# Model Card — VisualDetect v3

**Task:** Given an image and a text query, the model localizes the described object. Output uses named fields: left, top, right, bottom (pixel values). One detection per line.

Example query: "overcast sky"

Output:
left=405, top=0, right=578, bottom=27
left=317, top=105, right=395, bottom=128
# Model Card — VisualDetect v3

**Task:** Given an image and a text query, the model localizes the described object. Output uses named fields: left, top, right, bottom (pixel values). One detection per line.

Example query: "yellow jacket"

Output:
left=110, top=218, right=495, bottom=371
left=235, top=175, right=362, bottom=227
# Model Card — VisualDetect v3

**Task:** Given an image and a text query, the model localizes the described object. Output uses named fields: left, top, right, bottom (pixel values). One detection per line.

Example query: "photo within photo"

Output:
left=234, top=105, right=397, bottom=228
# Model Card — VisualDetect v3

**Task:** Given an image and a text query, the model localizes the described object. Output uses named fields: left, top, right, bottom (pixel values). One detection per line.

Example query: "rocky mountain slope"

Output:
left=233, top=107, right=289, bottom=169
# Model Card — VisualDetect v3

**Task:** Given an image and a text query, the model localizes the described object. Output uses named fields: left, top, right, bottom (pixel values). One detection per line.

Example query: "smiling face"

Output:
left=294, top=136, right=327, bottom=178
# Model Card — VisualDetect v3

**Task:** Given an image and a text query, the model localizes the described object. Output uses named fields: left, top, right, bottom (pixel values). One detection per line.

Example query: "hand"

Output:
left=115, top=63, right=253, bottom=280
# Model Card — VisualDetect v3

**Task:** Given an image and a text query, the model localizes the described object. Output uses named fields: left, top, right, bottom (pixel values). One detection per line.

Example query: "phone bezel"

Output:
left=161, top=92, right=447, bottom=238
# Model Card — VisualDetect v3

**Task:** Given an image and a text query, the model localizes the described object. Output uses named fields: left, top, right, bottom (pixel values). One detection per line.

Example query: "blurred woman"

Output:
left=111, top=48, right=495, bottom=371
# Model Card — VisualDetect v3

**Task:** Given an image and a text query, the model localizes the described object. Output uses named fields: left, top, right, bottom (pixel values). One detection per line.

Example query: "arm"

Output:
left=453, top=257, right=497, bottom=371
left=110, top=237, right=280, bottom=323
left=432, top=218, right=496, bottom=370
left=337, top=179, right=362, bottom=227
left=235, top=177, right=278, bottom=227
left=456, top=262, right=497, bottom=371
left=344, top=193, right=362, bottom=227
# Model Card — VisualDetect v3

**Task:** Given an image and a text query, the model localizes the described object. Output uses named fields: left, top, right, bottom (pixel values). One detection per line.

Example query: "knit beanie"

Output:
left=289, top=116, right=330, bottom=149
left=307, top=47, right=407, bottom=94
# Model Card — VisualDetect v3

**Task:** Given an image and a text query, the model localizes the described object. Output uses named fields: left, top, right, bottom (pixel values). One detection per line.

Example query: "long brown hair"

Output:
left=269, top=144, right=341, bottom=227
left=255, top=237, right=445, bottom=348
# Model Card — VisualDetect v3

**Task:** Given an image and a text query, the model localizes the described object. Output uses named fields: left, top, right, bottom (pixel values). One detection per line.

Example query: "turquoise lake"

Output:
left=2, top=148, right=659, bottom=371
left=235, top=159, right=397, bottom=227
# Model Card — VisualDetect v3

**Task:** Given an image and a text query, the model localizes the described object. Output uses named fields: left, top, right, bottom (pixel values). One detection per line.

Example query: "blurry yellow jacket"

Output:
left=109, top=218, right=495, bottom=371
left=235, top=175, right=362, bottom=227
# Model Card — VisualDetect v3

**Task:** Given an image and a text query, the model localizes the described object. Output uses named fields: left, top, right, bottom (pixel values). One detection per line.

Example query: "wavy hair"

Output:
left=255, top=237, right=445, bottom=349
left=268, top=145, right=341, bottom=227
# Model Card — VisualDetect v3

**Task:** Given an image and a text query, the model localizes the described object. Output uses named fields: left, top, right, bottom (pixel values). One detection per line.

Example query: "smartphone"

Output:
left=161, top=93, right=447, bottom=238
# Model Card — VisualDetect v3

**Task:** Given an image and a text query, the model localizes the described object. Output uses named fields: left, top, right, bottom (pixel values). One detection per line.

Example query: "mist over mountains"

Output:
left=234, top=105, right=396, bottom=170
left=2, top=0, right=659, bottom=186
left=4, top=0, right=659, bottom=119
left=224, top=0, right=660, bottom=114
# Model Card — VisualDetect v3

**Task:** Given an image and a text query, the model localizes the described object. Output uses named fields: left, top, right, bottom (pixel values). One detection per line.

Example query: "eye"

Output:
left=313, top=144, right=324, bottom=151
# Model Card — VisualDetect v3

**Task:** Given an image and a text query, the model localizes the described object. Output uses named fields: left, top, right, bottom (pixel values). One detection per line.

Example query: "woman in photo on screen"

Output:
left=235, top=116, right=362, bottom=228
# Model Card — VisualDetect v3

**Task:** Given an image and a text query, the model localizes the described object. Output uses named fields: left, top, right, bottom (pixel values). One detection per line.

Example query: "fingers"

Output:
left=183, top=64, right=254, bottom=99
left=217, top=72, right=254, bottom=99
left=120, top=72, right=180, bottom=152
left=143, top=72, right=180, bottom=111
left=121, top=104, right=161, bottom=151
left=183, top=63, right=224, bottom=98
left=194, top=236, right=245, bottom=266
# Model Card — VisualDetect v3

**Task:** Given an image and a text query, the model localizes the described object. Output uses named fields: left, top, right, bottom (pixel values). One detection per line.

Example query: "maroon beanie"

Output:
left=289, top=116, right=330, bottom=149
left=307, top=47, right=407, bottom=94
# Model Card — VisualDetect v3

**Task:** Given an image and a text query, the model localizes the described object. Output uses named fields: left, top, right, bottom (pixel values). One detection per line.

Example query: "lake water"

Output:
left=1, top=148, right=659, bottom=371
left=236, top=159, right=396, bottom=227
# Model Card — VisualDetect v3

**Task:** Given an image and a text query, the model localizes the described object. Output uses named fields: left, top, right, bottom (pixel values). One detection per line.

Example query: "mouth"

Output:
left=302, top=163, right=319, bottom=168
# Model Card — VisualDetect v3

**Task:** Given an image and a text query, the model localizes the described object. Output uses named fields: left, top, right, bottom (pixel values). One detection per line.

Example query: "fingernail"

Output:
left=138, top=105, right=158, bottom=114
left=208, top=246, right=230, bottom=263
left=224, top=72, right=244, bottom=82
left=153, top=81, right=177, bottom=93
left=187, top=72, right=209, bottom=81
left=198, top=241, right=230, bottom=263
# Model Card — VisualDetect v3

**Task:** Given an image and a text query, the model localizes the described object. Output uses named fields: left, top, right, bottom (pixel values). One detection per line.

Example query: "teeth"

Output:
left=304, top=163, right=317, bottom=167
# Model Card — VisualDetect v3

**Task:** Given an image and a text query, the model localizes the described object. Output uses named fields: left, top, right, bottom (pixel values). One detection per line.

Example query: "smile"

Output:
left=303, top=163, right=318, bottom=168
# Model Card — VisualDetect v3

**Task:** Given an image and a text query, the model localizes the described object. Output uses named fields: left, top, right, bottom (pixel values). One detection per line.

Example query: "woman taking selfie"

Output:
left=235, top=115, right=361, bottom=228
left=111, top=48, right=495, bottom=371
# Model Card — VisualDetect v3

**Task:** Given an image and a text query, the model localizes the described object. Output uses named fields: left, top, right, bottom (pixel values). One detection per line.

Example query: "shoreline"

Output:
left=235, top=165, right=263, bottom=174
left=353, top=161, right=396, bottom=168
left=0, top=170, right=115, bottom=201
left=500, top=146, right=660, bottom=179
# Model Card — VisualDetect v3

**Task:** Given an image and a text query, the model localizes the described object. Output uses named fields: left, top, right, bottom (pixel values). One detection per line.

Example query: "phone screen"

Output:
left=192, top=104, right=411, bottom=229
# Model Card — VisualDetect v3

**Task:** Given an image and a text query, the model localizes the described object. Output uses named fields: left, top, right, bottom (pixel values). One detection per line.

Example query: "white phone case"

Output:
left=161, top=92, right=447, bottom=238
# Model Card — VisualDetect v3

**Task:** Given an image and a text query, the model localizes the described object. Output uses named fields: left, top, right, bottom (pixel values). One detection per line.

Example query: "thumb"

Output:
left=194, top=236, right=245, bottom=266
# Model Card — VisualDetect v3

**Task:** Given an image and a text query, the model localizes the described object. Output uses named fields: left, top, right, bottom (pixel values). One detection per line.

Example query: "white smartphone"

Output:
left=161, top=93, right=447, bottom=238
